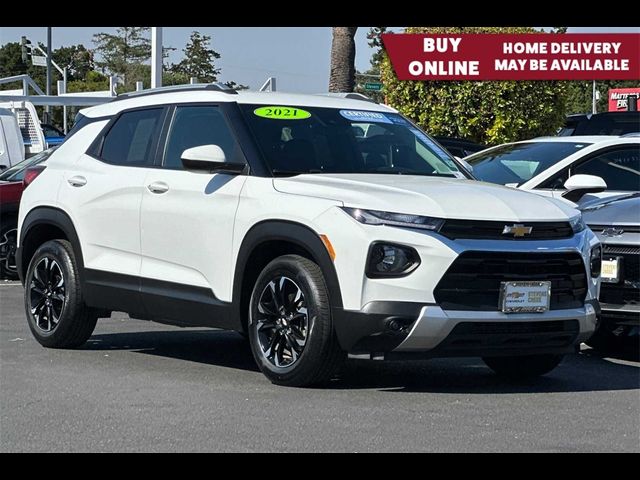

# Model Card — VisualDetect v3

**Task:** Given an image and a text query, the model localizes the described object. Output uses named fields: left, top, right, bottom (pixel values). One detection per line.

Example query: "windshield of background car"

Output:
left=240, top=105, right=464, bottom=177
left=0, top=148, right=56, bottom=182
left=465, top=141, right=592, bottom=186
left=574, top=113, right=640, bottom=136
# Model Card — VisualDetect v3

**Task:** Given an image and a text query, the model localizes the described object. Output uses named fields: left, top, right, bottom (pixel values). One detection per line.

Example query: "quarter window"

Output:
left=163, top=106, right=243, bottom=169
left=100, top=108, right=163, bottom=166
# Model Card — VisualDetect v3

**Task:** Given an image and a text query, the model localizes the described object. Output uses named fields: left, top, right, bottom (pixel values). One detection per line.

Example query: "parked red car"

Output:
left=0, top=148, right=55, bottom=279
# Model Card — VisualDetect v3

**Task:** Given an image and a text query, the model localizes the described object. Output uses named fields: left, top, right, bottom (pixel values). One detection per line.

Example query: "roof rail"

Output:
left=114, top=82, right=237, bottom=101
left=621, top=132, right=640, bottom=138
left=315, top=92, right=378, bottom=104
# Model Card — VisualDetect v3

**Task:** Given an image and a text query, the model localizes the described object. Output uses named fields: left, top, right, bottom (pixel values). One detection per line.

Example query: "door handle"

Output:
left=147, top=182, right=170, bottom=194
left=67, top=176, right=87, bottom=187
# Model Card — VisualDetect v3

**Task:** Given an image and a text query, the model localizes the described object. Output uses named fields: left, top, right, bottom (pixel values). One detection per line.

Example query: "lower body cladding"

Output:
left=334, top=302, right=598, bottom=360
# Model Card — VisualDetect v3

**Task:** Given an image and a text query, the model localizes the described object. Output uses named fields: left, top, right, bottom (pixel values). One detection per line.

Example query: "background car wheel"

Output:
left=0, top=218, right=19, bottom=280
left=24, top=239, right=98, bottom=348
left=482, top=354, right=564, bottom=379
left=248, top=254, right=344, bottom=387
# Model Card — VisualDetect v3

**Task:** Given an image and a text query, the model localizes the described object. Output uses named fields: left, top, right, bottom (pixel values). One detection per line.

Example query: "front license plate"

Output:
left=500, top=281, right=551, bottom=313
left=601, top=257, right=620, bottom=283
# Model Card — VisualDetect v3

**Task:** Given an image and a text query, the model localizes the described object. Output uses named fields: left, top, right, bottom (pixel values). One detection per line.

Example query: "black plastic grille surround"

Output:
left=434, top=251, right=588, bottom=311
left=600, top=245, right=640, bottom=306
left=438, top=219, right=574, bottom=240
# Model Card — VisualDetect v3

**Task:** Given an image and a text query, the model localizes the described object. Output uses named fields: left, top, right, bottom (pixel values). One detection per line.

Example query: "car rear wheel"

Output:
left=482, top=354, right=564, bottom=379
left=24, top=239, right=98, bottom=348
left=248, top=255, right=344, bottom=387
left=0, top=219, right=19, bottom=280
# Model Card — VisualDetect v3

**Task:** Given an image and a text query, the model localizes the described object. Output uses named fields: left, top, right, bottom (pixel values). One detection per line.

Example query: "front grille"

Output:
left=600, top=246, right=640, bottom=306
left=439, top=219, right=573, bottom=240
left=434, top=251, right=587, bottom=311
left=435, top=320, right=579, bottom=354
left=589, top=225, right=640, bottom=234
left=603, top=245, right=640, bottom=256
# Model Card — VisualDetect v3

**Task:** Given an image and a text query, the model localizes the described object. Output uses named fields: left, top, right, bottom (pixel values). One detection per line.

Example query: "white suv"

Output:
left=17, top=84, right=601, bottom=386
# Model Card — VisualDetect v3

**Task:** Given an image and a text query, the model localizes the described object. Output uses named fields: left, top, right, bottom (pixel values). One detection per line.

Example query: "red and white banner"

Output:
left=382, top=33, right=640, bottom=81
left=609, top=87, right=640, bottom=111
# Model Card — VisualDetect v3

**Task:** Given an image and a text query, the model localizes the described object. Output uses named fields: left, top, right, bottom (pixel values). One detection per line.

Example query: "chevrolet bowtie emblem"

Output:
left=502, top=224, right=533, bottom=237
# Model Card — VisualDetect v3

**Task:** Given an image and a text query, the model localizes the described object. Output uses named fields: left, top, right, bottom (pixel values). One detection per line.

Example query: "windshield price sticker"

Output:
left=339, top=110, right=392, bottom=124
left=254, top=106, right=311, bottom=120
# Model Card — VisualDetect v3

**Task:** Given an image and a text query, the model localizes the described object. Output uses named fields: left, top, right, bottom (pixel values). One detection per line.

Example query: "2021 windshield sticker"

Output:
left=253, top=106, right=312, bottom=120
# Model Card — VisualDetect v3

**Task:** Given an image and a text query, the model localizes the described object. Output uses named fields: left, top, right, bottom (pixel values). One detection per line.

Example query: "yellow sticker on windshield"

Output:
left=253, top=106, right=311, bottom=120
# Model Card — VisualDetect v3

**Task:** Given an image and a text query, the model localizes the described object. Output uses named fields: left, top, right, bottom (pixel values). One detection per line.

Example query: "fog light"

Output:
left=590, top=245, right=602, bottom=278
left=366, top=242, right=420, bottom=278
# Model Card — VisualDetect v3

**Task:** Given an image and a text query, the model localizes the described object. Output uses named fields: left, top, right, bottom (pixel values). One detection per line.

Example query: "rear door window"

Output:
left=99, top=108, right=163, bottom=167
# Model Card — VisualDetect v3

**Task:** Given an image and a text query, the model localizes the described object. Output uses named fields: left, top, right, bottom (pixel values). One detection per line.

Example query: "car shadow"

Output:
left=84, top=330, right=260, bottom=372
left=334, top=351, right=640, bottom=393
left=83, top=329, right=639, bottom=393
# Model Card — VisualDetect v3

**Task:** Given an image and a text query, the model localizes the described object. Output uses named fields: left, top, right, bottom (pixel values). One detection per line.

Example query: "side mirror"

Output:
left=562, top=174, right=607, bottom=202
left=181, top=145, right=245, bottom=174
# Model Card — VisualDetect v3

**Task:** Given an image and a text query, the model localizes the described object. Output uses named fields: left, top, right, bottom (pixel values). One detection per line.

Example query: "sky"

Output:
left=0, top=27, right=637, bottom=93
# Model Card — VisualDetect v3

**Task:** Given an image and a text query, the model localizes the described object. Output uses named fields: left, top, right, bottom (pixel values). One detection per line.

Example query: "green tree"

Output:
left=329, top=27, right=358, bottom=92
left=565, top=80, right=640, bottom=114
left=52, top=44, right=95, bottom=81
left=92, top=27, right=151, bottom=89
left=223, top=80, right=249, bottom=91
left=380, top=27, right=569, bottom=145
left=0, top=42, right=48, bottom=92
left=171, top=31, right=221, bottom=82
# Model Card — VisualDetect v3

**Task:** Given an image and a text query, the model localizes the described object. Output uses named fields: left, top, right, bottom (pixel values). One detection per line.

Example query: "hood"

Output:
left=581, top=194, right=640, bottom=227
left=273, top=174, right=578, bottom=221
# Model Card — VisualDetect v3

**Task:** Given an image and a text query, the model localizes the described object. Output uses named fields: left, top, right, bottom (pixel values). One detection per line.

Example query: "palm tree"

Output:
left=329, top=27, right=358, bottom=92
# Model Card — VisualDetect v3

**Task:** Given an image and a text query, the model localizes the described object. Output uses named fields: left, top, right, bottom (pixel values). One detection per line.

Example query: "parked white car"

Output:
left=17, top=85, right=600, bottom=386
left=463, top=136, right=640, bottom=205
left=0, top=107, right=25, bottom=170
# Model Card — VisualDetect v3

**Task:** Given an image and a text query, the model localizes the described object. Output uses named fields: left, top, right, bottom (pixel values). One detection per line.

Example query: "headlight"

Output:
left=569, top=215, right=586, bottom=234
left=341, top=207, right=444, bottom=231
left=590, top=245, right=602, bottom=278
left=366, top=242, right=421, bottom=278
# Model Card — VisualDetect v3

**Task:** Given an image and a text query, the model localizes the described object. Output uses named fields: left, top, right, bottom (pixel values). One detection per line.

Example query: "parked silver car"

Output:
left=581, top=193, right=640, bottom=350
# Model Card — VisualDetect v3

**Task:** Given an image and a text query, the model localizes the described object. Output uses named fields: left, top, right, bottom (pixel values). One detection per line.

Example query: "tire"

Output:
left=586, top=321, right=639, bottom=353
left=24, top=239, right=98, bottom=348
left=482, top=354, right=564, bottom=379
left=0, top=218, right=19, bottom=280
left=248, top=254, right=344, bottom=387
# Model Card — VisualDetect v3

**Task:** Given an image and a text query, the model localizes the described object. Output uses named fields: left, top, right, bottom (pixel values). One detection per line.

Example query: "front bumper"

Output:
left=334, top=300, right=599, bottom=358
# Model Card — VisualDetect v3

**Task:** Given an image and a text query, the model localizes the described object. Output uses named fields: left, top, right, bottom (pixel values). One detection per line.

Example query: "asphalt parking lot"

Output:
left=1, top=281, right=638, bottom=452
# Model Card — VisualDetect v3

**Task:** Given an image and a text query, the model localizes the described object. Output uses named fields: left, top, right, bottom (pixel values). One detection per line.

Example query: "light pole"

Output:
left=45, top=27, right=52, bottom=120
left=151, top=27, right=163, bottom=89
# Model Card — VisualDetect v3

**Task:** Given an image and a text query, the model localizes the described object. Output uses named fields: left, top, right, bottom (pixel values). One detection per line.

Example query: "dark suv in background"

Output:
left=558, top=112, right=640, bottom=137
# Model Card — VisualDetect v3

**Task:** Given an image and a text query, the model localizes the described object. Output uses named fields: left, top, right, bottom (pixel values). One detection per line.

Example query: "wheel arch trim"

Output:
left=17, top=207, right=84, bottom=285
left=232, top=220, right=344, bottom=315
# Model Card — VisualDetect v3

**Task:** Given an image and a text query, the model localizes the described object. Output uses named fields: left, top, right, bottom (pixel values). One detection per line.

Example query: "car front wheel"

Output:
left=248, top=255, right=344, bottom=387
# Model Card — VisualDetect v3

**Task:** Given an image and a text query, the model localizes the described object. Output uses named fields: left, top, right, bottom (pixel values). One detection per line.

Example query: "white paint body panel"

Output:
left=140, top=170, right=247, bottom=298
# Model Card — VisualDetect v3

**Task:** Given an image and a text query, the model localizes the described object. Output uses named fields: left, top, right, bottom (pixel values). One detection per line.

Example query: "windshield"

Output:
left=0, top=147, right=56, bottom=182
left=465, top=141, right=591, bottom=185
left=240, top=105, right=464, bottom=177
left=574, top=113, right=640, bottom=136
